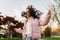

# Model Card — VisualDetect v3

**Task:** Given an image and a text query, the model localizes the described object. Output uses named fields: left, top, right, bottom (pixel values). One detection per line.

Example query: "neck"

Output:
left=27, top=16, right=33, bottom=20
left=27, top=15, right=31, bottom=18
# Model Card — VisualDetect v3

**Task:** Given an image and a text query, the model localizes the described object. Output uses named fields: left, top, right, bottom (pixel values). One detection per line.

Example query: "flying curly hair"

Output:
left=21, top=5, right=43, bottom=19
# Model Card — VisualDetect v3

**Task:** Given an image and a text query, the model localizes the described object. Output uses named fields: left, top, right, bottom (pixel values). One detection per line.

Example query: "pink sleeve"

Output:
left=14, top=28, right=22, bottom=34
left=39, top=10, right=51, bottom=26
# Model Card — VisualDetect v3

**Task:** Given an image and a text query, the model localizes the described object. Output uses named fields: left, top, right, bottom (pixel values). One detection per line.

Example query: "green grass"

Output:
left=41, top=37, right=60, bottom=40
left=0, top=38, right=22, bottom=40
left=0, top=37, right=60, bottom=40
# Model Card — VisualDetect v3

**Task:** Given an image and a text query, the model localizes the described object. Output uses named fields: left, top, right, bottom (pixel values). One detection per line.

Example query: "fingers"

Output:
left=46, top=10, right=51, bottom=17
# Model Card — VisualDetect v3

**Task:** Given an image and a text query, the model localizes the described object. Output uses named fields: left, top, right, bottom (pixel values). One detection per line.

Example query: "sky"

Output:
left=0, top=0, right=57, bottom=21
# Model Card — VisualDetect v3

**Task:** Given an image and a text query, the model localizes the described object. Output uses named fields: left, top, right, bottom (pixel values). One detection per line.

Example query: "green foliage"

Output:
left=44, top=27, right=51, bottom=37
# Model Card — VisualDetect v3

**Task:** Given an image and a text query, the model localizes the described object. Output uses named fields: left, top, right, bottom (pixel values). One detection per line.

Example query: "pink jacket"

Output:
left=14, top=10, right=51, bottom=40
left=23, top=16, right=50, bottom=40
left=22, top=17, right=41, bottom=40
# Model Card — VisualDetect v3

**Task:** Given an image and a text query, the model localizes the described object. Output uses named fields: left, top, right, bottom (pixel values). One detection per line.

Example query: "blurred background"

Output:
left=0, top=0, right=60, bottom=40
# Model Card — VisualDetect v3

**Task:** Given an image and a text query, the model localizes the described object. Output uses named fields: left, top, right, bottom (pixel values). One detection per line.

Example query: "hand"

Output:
left=14, top=28, right=17, bottom=30
left=14, top=28, right=22, bottom=34
left=47, top=10, right=51, bottom=17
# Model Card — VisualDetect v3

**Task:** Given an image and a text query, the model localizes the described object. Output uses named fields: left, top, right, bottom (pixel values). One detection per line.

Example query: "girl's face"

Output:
left=26, top=9, right=31, bottom=17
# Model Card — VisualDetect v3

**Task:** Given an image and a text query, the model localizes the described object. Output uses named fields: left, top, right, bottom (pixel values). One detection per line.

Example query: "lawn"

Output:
left=0, top=37, right=60, bottom=40
left=41, top=37, right=60, bottom=40
left=0, top=38, right=22, bottom=40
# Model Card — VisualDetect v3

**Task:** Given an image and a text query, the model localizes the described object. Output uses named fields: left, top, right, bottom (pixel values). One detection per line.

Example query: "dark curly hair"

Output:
left=21, top=5, right=43, bottom=19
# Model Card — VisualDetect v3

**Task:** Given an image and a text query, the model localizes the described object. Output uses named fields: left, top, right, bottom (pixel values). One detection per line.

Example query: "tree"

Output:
left=48, top=0, right=60, bottom=35
left=44, top=26, right=51, bottom=37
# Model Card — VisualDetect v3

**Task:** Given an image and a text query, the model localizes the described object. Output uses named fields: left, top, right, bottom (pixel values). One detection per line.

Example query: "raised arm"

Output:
left=39, top=10, right=51, bottom=26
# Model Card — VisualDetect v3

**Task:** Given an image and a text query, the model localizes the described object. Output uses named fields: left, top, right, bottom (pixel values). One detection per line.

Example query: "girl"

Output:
left=14, top=5, right=51, bottom=40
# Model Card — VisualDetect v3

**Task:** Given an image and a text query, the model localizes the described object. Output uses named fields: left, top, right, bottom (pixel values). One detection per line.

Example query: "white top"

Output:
left=25, top=19, right=32, bottom=36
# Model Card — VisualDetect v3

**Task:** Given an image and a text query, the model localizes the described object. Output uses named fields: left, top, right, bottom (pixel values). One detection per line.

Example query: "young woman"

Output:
left=14, top=5, right=51, bottom=40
